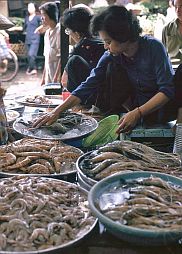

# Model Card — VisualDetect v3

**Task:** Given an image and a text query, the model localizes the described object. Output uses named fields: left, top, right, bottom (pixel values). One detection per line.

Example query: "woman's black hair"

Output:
left=39, top=2, right=58, bottom=23
left=55, top=0, right=60, bottom=20
left=61, top=7, right=93, bottom=37
left=91, top=5, right=142, bottom=42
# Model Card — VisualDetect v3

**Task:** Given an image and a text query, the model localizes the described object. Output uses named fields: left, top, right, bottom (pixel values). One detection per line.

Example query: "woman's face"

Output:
left=28, top=3, right=36, bottom=15
left=99, top=30, right=129, bottom=56
left=40, top=10, right=51, bottom=26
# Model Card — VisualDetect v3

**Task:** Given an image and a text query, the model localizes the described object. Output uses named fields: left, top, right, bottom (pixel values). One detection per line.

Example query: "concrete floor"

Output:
left=2, top=67, right=44, bottom=100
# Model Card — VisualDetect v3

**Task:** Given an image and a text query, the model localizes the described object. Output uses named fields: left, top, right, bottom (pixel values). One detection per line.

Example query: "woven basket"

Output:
left=10, top=43, right=26, bottom=56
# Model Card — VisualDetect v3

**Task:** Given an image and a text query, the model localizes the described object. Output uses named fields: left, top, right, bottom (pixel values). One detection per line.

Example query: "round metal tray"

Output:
left=0, top=170, right=77, bottom=183
left=0, top=138, right=83, bottom=180
left=15, top=95, right=63, bottom=108
left=76, top=151, right=97, bottom=187
left=77, top=172, right=92, bottom=191
left=6, top=109, right=20, bottom=124
left=0, top=176, right=98, bottom=253
left=13, top=113, right=98, bottom=141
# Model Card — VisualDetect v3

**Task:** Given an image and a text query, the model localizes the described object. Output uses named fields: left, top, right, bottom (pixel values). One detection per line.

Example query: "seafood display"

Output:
left=25, top=95, right=53, bottom=104
left=98, top=175, right=182, bottom=231
left=13, top=112, right=98, bottom=140
left=15, top=95, right=63, bottom=108
left=0, top=176, right=96, bottom=252
left=79, top=140, right=181, bottom=181
left=88, top=171, right=182, bottom=246
left=4, top=99, right=24, bottom=113
left=0, top=138, right=83, bottom=175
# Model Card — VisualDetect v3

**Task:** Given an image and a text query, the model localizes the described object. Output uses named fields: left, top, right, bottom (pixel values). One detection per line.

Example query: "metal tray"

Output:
left=6, top=109, right=20, bottom=124
left=13, top=113, right=98, bottom=141
left=4, top=99, right=25, bottom=114
left=0, top=176, right=98, bottom=253
left=76, top=151, right=97, bottom=187
left=15, top=95, right=63, bottom=108
left=0, top=138, right=83, bottom=180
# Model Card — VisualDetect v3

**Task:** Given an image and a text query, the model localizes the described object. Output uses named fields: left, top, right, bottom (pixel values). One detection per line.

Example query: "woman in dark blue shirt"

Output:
left=61, top=7, right=105, bottom=92
left=33, top=5, right=177, bottom=133
left=24, top=2, right=42, bottom=75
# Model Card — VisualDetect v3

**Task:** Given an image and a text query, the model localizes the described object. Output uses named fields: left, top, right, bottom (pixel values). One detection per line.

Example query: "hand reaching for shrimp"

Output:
left=116, top=108, right=141, bottom=134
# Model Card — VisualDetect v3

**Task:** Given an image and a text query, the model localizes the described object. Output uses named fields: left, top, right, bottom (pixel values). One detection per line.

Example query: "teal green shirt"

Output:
left=162, top=19, right=182, bottom=65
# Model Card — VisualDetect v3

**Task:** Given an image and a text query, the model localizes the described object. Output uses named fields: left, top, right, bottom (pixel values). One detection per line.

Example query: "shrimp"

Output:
left=90, top=152, right=125, bottom=163
left=10, top=198, right=28, bottom=212
left=127, top=197, right=167, bottom=207
left=7, top=218, right=29, bottom=234
left=53, top=157, right=61, bottom=173
left=137, top=177, right=178, bottom=192
left=34, top=159, right=54, bottom=174
left=30, top=228, right=49, bottom=242
left=50, top=145, right=82, bottom=156
left=129, top=188, right=168, bottom=204
left=4, top=156, right=34, bottom=170
left=47, top=222, right=62, bottom=234
left=28, top=163, right=50, bottom=174
left=0, top=233, right=6, bottom=250
left=11, top=144, right=48, bottom=153
left=89, top=159, right=121, bottom=175
left=0, top=153, right=16, bottom=167
left=15, top=151, right=51, bottom=160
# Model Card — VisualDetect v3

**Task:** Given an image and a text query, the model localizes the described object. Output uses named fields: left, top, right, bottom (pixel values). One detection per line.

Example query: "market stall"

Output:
left=0, top=1, right=181, bottom=253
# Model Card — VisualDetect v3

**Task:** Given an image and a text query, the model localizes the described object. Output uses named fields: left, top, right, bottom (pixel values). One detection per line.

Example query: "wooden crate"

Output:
left=10, top=43, right=26, bottom=56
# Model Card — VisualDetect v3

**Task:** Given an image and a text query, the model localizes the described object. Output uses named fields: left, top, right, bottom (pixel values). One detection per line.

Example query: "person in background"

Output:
left=34, top=0, right=60, bottom=35
left=33, top=5, right=177, bottom=134
left=0, top=30, right=10, bottom=73
left=39, top=2, right=60, bottom=86
left=61, top=7, right=105, bottom=92
left=162, top=0, right=182, bottom=66
left=24, top=2, right=42, bottom=75
left=166, top=0, right=177, bottom=23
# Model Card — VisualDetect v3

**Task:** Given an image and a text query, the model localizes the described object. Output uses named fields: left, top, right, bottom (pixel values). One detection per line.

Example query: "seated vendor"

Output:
left=61, top=7, right=105, bottom=92
left=33, top=5, right=178, bottom=134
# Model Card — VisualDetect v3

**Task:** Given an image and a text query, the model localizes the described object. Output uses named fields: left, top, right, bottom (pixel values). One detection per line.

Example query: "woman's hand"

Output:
left=116, top=108, right=141, bottom=134
left=32, top=111, right=59, bottom=128
left=32, top=95, right=82, bottom=128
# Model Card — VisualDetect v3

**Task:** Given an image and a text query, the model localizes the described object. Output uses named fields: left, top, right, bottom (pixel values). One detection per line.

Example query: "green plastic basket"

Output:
left=82, top=115, right=119, bottom=148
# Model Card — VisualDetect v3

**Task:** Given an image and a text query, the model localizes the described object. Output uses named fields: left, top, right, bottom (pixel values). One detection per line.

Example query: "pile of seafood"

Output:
left=0, top=138, right=83, bottom=175
left=20, top=112, right=83, bottom=134
left=25, top=95, right=53, bottom=105
left=0, top=176, right=96, bottom=251
left=79, top=140, right=181, bottom=180
left=99, top=176, right=182, bottom=230
left=14, top=112, right=98, bottom=140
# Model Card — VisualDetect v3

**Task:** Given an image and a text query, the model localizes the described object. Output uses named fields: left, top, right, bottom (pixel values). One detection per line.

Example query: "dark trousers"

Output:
left=26, top=43, right=39, bottom=71
left=95, top=61, right=134, bottom=115
left=65, top=55, right=91, bottom=92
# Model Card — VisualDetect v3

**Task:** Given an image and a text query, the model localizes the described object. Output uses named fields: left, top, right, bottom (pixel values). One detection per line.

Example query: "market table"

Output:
left=55, top=223, right=182, bottom=254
